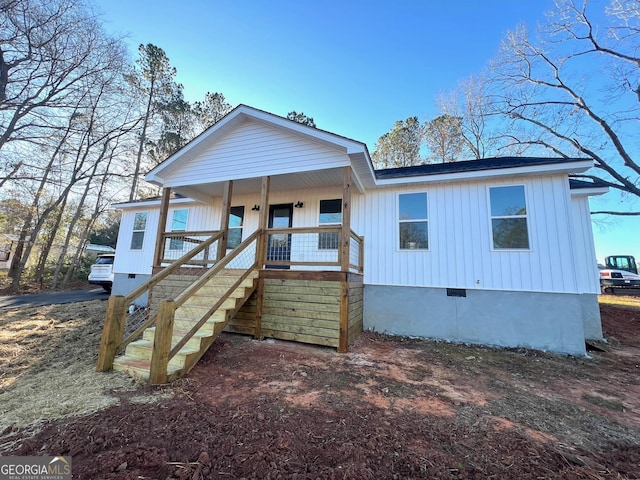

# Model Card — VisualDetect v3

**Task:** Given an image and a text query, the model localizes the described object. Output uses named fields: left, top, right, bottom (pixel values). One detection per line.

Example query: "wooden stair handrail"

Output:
left=168, top=267, right=257, bottom=361
left=173, top=230, right=259, bottom=308
left=115, top=230, right=223, bottom=353
left=167, top=230, right=260, bottom=360
left=123, top=230, right=223, bottom=305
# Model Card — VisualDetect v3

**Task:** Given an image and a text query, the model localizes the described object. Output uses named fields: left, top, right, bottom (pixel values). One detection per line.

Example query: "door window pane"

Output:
left=319, top=199, right=341, bottom=250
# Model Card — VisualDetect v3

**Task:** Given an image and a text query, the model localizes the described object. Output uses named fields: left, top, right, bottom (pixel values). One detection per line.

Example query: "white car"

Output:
left=88, top=254, right=114, bottom=293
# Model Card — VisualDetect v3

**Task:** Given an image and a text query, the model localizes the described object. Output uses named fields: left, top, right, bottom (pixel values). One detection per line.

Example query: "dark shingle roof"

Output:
left=375, top=157, right=588, bottom=180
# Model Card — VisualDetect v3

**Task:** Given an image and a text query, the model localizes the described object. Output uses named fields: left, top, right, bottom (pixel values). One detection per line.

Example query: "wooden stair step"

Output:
left=111, top=267, right=258, bottom=384
left=124, top=339, right=201, bottom=368
left=113, top=355, right=182, bottom=382
left=193, top=286, right=250, bottom=297
left=143, top=327, right=211, bottom=348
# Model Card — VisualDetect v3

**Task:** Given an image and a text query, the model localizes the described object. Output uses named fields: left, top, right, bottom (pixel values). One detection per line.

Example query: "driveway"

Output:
left=0, top=288, right=109, bottom=309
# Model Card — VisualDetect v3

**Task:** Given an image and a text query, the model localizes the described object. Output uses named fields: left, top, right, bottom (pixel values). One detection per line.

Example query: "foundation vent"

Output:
left=446, top=288, right=466, bottom=297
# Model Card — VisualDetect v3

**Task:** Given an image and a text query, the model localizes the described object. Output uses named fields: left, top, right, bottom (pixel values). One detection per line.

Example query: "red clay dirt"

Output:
left=4, top=302, right=640, bottom=479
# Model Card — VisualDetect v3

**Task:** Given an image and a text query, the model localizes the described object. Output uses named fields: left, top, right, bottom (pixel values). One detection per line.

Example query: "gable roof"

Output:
left=143, top=104, right=594, bottom=196
left=146, top=104, right=377, bottom=191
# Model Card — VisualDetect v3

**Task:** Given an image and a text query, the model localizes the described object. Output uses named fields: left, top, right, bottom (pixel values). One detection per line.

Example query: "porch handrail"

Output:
left=167, top=230, right=260, bottom=360
left=123, top=230, right=223, bottom=306
left=161, top=229, right=220, bottom=238
left=265, top=225, right=341, bottom=235
left=261, top=226, right=363, bottom=272
left=107, top=230, right=223, bottom=358
left=349, top=229, right=364, bottom=273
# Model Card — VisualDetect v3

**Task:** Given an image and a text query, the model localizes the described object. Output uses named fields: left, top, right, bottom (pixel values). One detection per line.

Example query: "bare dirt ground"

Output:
left=1, top=296, right=639, bottom=479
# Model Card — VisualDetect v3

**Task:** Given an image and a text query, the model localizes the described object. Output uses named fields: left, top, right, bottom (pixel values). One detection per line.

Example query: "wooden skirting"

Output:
left=226, top=270, right=364, bottom=351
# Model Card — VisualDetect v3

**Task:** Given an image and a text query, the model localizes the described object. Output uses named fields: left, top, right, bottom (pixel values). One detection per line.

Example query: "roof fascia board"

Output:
left=111, top=197, right=197, bottom=210
left=374, top=160, right=593, bottom=187
left=570, top=187, right=609, bottom=196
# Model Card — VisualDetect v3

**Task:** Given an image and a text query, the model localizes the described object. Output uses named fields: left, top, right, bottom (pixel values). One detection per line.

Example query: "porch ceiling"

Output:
left=172, top=167, right=358, bottom=203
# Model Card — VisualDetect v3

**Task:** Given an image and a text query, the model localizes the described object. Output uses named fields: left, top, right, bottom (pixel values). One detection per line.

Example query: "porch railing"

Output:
left=158, top=230, right=220, bottom=265
left=96, top=230, right=223, bottom=372
left=261, top=226, right=363, bottom=273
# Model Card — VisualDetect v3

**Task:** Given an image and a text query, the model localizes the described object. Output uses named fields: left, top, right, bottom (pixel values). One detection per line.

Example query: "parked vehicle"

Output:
left=599, top=255, right=640, bottom=293
left=88, top=254, right=114, bottom=293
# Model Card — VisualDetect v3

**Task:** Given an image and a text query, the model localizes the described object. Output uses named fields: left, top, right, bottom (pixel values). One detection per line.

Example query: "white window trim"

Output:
left=487, top=184, right=531, bottom=252
left=130, top=211, right=148, bottom=251
left=397, top=191, right=429, bottom=252
left=167, top=208, right=189, bottom=251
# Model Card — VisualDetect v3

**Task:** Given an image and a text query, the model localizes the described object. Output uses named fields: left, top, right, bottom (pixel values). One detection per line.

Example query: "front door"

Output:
left=267, top=204, right=293, bottom=269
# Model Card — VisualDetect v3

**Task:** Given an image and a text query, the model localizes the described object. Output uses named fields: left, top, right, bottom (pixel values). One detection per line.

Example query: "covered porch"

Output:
left=97, top=167, right=364, bottom=384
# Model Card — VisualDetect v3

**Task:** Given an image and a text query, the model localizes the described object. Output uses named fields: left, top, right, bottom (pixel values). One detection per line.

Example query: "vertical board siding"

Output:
left=571, top=196, right=600, bottom=293
left=165, top=120, right=350, bottom=186
left=114, top=207, right=159, bottom=275
left=363, top=174, right=582, bottom=294
left=116, top=174, right=585, bottom=295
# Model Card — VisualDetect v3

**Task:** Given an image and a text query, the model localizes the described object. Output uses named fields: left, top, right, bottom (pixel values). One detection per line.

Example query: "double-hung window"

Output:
left=228, top=206, right=245, bottom=249
left=130, top=212, right=147, bottom=250
left=169, top=209, right=188, bottom=250
left=318, top=199, right=342, bottom=250
left=399, top=192, right=428, bottom=250
left=489, top=185, right=530, bottom=250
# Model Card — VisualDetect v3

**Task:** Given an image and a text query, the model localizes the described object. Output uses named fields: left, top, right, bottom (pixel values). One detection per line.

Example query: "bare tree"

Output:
left=436, top=75, right=500, bottom=159
left=491, top=0, right=640, bottom=214
left=0, top=0, right=126, bottom=178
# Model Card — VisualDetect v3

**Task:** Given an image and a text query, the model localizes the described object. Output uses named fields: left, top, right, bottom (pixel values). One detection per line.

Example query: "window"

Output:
left=228, top=206, right=244, bottom=249
left=399, top=192, right=428, bottom=250
left=318, top=199, right=342, bottom=249
left=130, top=212, right=147, bottom=250
left=169, top=209, right=188, bottom=250
left=489, top=185, right=529, bottom=249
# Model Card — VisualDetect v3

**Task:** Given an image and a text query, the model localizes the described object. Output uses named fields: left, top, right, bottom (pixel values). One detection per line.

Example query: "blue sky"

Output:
left=97, top=0, right=638, bottom=264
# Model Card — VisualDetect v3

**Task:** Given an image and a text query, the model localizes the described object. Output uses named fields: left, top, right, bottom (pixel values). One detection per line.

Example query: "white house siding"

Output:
left=113, top=186, right=358, bottom=274
left=162, top=120, right=351, bottom=187
left=570, top=195, right=600, bottom=293
left=362, top=174, right=582, bottom=294
left=114, top=207, right=159, bottom=276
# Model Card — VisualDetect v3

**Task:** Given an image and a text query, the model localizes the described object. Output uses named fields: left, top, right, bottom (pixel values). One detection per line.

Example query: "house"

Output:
left=98, top=105, right=607, bottom=384
left=0, top=234, right=27, bottom=270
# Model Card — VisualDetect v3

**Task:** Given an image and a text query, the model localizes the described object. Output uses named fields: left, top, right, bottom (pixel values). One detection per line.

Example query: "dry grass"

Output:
left=0, top=300, right=153, bottom=452
left=598, top=293, right=640, bottom=310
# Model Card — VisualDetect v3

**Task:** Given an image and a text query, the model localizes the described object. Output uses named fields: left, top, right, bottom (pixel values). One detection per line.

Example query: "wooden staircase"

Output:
left=113, top=269, right=258, bottom=382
